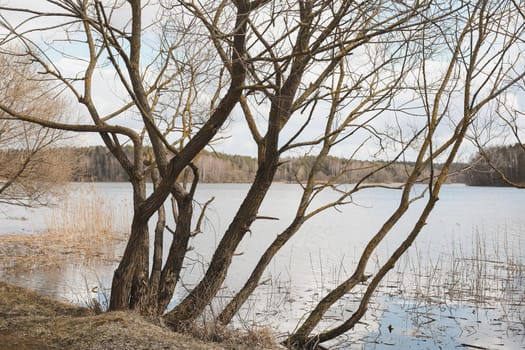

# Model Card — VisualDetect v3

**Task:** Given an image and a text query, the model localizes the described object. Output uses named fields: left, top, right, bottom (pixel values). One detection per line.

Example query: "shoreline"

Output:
left=0, top=282, right=279, bottom=350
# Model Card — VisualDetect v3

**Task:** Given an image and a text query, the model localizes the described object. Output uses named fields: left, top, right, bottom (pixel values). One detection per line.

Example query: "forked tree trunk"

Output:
left=163, top=158, right=279, bottom=326
left=156, top=194, right=193, bottom=313
left=146, top=202, right=166, bottom=315
left=109, top=0, right=250, bottom=315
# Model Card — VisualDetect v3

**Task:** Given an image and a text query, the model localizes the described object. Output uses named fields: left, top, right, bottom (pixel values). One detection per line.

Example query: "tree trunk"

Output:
left=217, top=216, right=305, bottom=324
left=163, top=158, right=279, bottom=327
left=147, top=203, right=166, bottom=315
left=109, top=216, right=150, bottom=311
left=157, top=194, right=193, bottom=313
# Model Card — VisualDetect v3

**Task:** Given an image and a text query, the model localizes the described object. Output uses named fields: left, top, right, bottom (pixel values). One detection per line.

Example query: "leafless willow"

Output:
left=0, top=0, right=523, bottom=348
left=0, top=51, right=71, bottom=206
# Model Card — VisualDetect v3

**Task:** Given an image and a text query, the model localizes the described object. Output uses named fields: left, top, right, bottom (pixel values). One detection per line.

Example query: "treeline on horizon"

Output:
left=4, top=145, right=521, bottom=186
left=465, top=144, right=525, bottom=186
left=65, top=145, right=472, bottom=184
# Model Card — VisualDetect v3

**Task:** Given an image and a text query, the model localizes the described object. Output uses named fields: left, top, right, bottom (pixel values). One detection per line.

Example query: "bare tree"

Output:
left=0, top=0, right=523, bottom=349
left=458, top=0, right=525, bottom=189
left=286, top=0, right=525, bottom=347
left=0, top=51, right=71, bottom=206
left=0, top=0, right=250, bottom=317
left=469, top=105, right=525, bottom=188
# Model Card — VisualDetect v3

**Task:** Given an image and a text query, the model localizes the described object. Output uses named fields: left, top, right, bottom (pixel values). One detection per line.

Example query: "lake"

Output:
left=0, top=183, right=524, bottom=349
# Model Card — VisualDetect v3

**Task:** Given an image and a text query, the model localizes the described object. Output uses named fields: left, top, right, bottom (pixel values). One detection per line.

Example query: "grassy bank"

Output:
left=0, top=282, right=279, bottom=350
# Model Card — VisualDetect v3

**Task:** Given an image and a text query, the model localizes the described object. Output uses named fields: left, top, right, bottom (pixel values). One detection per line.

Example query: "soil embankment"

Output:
left=0, top=282, right=275, bottom=350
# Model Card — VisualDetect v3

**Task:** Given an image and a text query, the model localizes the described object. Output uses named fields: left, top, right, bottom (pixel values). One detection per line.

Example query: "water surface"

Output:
left=1, top=183, right=523, bottom=348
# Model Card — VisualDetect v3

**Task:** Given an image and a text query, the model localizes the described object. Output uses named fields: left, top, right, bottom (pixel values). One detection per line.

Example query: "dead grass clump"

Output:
left=0, top=282, right=229, bottom=350
left=45, top=184, right=130, bottom=252
left=185, top=321, right=281, bottom=349
left=0, top=185, right=130, bottom=272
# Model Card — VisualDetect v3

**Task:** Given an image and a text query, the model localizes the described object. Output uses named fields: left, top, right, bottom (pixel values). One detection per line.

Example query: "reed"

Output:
left=0, top=184, right=131, bottom=271
left=48, top=184, right=129, bottom=234
left=44, top=184, right=130, bottom=258
left=375, top=228, right=525, bottom=347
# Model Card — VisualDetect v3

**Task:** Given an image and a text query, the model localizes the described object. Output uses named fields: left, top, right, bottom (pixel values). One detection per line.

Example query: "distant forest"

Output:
left=65, top=145, right=473, bottom=184
left=464, top=144, right=525, bottom=186
left=3, top=145, right=520, bottom=186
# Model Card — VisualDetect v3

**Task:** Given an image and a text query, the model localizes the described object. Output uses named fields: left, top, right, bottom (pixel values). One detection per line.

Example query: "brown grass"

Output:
left=46, top=184, right=131, bottom=239
left=0, top=282, right=228, bottom=350
left=0, top=185, right=129, bottom=272
left=0, top=282, right=283, bottom=350
left=184, top=321, right=280, bottom=350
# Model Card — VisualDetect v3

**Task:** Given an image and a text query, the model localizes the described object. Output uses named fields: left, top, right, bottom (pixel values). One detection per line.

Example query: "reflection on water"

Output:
left=361, top=296, right=524, bottom=350
left=0, top=183, right=524, bottom=348
left=0, top=262, right=115, bottom=306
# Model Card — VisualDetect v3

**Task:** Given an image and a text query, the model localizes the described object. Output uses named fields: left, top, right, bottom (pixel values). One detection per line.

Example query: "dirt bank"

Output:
left=0, top=282, right=278, bottom=350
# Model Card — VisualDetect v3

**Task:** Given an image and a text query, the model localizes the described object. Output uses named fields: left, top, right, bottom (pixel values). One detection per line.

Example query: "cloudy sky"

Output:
left=0, top=1, right=523, bottom=162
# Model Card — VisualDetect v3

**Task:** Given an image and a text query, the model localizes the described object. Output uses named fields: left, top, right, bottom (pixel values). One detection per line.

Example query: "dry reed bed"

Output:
left=378, top=230, right=525, bottom=341
left=0, top=185, right=130, bottom=272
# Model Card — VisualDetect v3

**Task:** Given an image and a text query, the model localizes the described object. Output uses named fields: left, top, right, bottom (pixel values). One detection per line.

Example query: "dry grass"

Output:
left=381, top=229, right=525, bottom=339
left=0, top=185, right=129, bottom=272
left=0, top=282, right=231, bottom=350
left=184, top=321, right=280, bottom=350
left=46, top=184, right=130, bottom=240
left=0, top=282, right=283, bottom=350
left=403, top=230, right=525, bottom=308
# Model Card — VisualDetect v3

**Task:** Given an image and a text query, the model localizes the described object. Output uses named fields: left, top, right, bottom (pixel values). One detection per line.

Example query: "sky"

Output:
left=0, top=1, right=523, bottom=163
